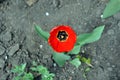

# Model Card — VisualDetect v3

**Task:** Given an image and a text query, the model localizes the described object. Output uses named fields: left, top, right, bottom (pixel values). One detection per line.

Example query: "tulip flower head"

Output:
left=48, top=25, right=77, bottom=53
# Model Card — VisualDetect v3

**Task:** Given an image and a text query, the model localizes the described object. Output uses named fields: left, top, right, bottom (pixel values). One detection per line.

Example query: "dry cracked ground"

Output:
left=0, top=0, right=120, bottom=80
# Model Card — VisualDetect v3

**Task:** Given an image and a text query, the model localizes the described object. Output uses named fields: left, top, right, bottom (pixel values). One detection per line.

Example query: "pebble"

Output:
left=107, top=29, right=114, bottom=35
left=112, top=65, right=115, bottom=68
left=94, top=60, right=99, bottom=64
left=5, top=56, right=8, bottom=60
left=0, top=45, right=5, bottom=55
left=101, top=15, right=103, bottom=18
left=0, top=58, right=4, bottom=68
left=39, top=44, right=43, bottom=49
left=24, top=0, right=38, bottom=6
left=45, top=12, right=49, bottom=16
left=8, top=44, right=19, bottom=56
left=107, top=67, right=113, bottom=71
left=0, top=31, right=11, bottom=42
left=71, top=71, right=74, bottom=74
left=107, top=63, right=110, bottom=66
left=53, top=63, right=57, bottom=67
left=110, top=48, right=114, bottom=51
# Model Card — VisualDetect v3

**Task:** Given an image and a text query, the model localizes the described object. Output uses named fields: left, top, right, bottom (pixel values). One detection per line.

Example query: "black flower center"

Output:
left=57, top=31, right=68, bottom=41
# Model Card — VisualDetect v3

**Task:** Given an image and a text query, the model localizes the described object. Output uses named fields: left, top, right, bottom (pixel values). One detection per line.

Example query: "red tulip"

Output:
left=48, top=25, right=77, bottom=53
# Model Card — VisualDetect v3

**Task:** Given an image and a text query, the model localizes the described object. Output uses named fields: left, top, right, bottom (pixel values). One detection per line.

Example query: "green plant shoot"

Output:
left=102, top=0, right=120, bottom=18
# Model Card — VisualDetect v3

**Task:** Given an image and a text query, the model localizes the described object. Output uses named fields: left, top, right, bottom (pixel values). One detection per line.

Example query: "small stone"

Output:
left=101, top=15, right=103, bottom=18
left=81, top=50, right=85, bottom=53
left=0, top=59, right=4, bottom=68
left=5, top=56, right=8, bottom=60
left=0, top=32, right=11, bottom=42
left=24, top=0, right=38, bottom=6
left=112, top=65, right=115, bottom=68
left=107, top=29, right=114, bottom=35
left=107, top=67, right=113, bottom=71
left=39, top=44, right=43, bottom=49
left=71, top=71, right=74, bottom=74
left=110, top=48, right=114, bottom=51
left=8, top=44, right=19, bottom=56
left=107, top=63, right=110, bottom=66
left=45, top=12, right=49, bottom=16
left=0, top=46, right=5, bottom=55
left=53, top=63, right=56, bottom=67
left=94, top=60, right=99, bottom=64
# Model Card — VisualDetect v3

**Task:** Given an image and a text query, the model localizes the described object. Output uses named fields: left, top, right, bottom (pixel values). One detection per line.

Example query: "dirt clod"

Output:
left=0, top=45, right=5, bottom=55
left=0, top=58, right=4, bottom=68
left=8, top=44, right=19, bottom=56
left=24, top=0, right=38, bottom=6
left=0, top=31, right=11, bottom=42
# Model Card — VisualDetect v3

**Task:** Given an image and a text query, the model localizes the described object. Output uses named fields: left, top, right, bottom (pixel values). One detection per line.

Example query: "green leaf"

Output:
left=42, top=73, right=55, bottom=80
left=77, top=25, right=104, bottom=46
left=21, top=64, right=26, bottom=71
left=30, top=67, right=38, bottom=72
left=70, top=58, right=81, bottom=68
left=34, top=25, right=49, bottom=41
left=31, top=65, right=48, bottom=75
left=68, top=45, right=81, bottom=54
left=12, top=63, right=26, bottom=73
left=23, top=73, right=34, bottom=80
left=13, top=76, right=21, bottom=80
left=102, top=0, right=120, bottom=18
left=37, top=66, right=49, bottom=75
left=31, top=65, right=55, bottom=80
left=85, top=67, right=91, bottom=72
left=53, top=52, right=70, bottom=67
left=81, top=57, right=93, bottom=67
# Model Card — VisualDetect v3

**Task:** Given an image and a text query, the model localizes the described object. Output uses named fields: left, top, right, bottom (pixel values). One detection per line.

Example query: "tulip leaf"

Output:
left=68, top=45, right=81, bottom=54
left=53, top=52, right=70, bottom=67
left=34, top=25, right=49, bottom=41
left=102, top=0, right=120, bottom=18
left=77, top=25, right=104, bottom=46
left=70, top=58, right=81, bottom=68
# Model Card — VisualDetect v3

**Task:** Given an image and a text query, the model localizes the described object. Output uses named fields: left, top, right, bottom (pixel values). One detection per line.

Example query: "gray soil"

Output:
left=0, top=0, right=120, bottom=80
